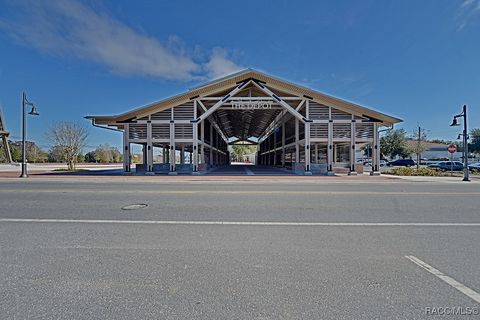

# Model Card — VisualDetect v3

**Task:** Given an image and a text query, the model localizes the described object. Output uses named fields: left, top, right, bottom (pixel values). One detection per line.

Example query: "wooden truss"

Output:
left=0, top=111, right=12, bottom=163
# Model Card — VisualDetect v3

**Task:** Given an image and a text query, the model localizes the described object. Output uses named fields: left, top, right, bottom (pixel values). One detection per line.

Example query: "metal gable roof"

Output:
left=86, top=69, right=402, bottom=126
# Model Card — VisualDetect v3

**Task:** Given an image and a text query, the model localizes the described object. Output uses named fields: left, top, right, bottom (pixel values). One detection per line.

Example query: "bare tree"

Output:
left=48, top=122, right=88, bottom=170
left=411, top=125, right=428, bottom=169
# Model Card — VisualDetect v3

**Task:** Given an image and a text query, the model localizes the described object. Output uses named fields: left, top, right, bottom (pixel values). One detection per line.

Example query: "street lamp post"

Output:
left=450, top=105, right=469, bottom=182
left=20, top=92, right=39, bottom=178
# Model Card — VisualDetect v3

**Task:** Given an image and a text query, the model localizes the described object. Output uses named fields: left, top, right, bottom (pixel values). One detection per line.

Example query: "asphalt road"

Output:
left=1, top=178, right=480, bottom=319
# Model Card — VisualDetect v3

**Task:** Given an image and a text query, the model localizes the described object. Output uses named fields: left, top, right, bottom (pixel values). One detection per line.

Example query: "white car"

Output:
left=362, top=159, right=387, bottom=167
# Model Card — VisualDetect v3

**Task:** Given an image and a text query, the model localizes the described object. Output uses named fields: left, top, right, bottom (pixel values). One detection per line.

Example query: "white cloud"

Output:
left=456, top=0, right=480, bottom=31
left=0, top=0, right=242, bottom=81
left=203, top=48, right=244, bottom=79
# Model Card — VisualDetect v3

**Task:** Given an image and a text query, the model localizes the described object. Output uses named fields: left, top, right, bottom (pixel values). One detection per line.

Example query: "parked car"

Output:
left=386, top=159, right=416, bottom=167
left=468, top=162, right=480, bottom=172
left=362, top=159, right=388, bottom=167
left=428, top=161, right=464, bottom=171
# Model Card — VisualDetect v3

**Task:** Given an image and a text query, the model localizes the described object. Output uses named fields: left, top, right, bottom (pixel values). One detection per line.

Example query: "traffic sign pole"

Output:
left=448, top=144, right=456, bottom=177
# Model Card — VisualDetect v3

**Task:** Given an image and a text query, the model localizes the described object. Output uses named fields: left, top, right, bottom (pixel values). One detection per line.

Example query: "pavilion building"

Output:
left=86, top=69, right=401, bottom=175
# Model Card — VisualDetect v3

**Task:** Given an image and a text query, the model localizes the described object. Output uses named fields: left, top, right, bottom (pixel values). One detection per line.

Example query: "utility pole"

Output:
left=20, top=92, right=40, bottom=178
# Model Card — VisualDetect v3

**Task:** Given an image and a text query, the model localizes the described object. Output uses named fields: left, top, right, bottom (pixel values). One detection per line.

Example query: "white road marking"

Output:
left=1, top=218, right=480, bottom=227
left=244, top=167, right=255, bottom=175
left=405, top=255, right=480, bottom=304
left=3, top=189, right=480, bottom=195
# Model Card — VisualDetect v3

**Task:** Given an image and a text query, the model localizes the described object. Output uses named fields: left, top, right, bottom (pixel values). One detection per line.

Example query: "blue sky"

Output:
left=1, top=0, right=479, bottom=151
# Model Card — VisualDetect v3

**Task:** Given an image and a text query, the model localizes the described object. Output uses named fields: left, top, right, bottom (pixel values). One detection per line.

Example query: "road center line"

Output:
left=1, top=218, right=480, bottom=226
left=2, top=189, right=480, bottom=195
left=405, top=255, right=480, bottom=304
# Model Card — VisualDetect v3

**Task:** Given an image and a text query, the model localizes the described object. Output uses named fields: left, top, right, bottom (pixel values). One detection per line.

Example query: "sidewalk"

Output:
left=0, top=163, right=123, bottom=172
left=0, top=163, right=396, bottom=182
left=381, top=173, right=480, bottom=184
left=4, top=163, right=478, bottom=183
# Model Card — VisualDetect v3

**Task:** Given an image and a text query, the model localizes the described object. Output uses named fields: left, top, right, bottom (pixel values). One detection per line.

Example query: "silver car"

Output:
left=468, top=162, right=480, bottom=172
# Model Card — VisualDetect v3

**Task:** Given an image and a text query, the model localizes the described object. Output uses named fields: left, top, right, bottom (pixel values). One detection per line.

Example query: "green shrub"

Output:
left=386, top=167, right=449, bottom=176
left=387, top=167, right=414, bottom=176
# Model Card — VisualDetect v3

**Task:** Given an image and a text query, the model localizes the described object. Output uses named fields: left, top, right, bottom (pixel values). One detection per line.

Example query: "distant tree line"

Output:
left=379, top=127, right=480, bottom=160
left=0, top=121, right=122, bottom=170
left=84, top=144, right=122, bottom=163
left=0, top=139, right=123, bottom=164
left=0, top=140, right=49, bottom=163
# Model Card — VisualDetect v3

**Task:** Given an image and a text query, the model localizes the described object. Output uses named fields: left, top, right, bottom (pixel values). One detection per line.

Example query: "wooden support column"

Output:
left=375, top=124, right=381, bottom=172
left=349, top=121, right=357, bottom=175
left=327, top=121, right=334, bottom=175
left=273, top=129, right=277, bottom=166
left=304, top=100, right=311, bottom=174
left=295, top=118, right=299, bottom=164
left=146, top=122, right=153, bottom=172
left=180, top=145, right=185, bottom=164
left=209, top=123, right=213, bottom=166
left=200, top=120, right=205, bottom=164
left=266, top=136, right=270, bottom=165
left=281, top=122, right=286, bottom=167
left=123, top=124, right=130, bottom=172
left=304, top=121, right=311, bottom=174
left=216, top=131, right=220, bottom=165
left=371, top=122, right=381, bottom=175
left=192, top=101, right=199, bottom=172
left=169, top=120, right=176, bottom=174
left=142, top=145, right=147, bottom=165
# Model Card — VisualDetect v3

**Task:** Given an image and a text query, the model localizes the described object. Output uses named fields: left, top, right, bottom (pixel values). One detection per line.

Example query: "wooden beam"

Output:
left=195, top=80, right=252, bottom=123
left=251, top=80, right=306, bottom=124
left=295, top=100, right=305, bottom=111
left=197, top=100, right=208, bottom=112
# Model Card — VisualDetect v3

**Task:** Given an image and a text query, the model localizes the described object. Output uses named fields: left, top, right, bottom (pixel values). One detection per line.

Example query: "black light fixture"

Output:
left=28, top=104, right=39, bottom=116
left=449, top=105, right=469, bottom=182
